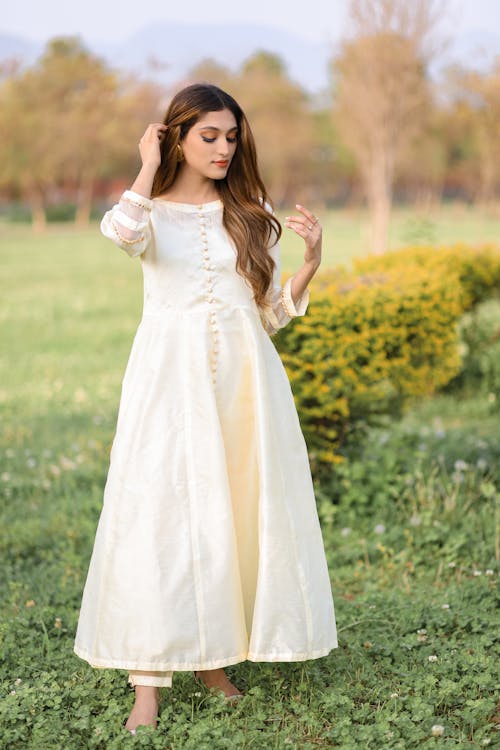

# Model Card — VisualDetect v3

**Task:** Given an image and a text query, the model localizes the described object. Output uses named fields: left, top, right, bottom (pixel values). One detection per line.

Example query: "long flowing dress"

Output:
left=73, top=190, right=338, bottom=687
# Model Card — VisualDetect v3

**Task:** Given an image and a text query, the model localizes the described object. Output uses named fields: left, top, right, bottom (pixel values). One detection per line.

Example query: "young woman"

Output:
left=73, top=83, right=337, bottom=735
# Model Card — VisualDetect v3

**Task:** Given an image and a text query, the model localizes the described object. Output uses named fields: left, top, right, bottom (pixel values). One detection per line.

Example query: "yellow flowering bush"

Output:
left=354, top=243, right=500, bottom=311
left=274, top=244, right=500, bottom=473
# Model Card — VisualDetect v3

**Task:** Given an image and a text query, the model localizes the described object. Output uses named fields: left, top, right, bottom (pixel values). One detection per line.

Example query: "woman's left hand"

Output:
left=285, top=204, right=322, bottom=268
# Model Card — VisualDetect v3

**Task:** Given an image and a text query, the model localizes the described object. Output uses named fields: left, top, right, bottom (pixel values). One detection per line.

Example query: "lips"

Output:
left=213, top=161, right=229, bottom=167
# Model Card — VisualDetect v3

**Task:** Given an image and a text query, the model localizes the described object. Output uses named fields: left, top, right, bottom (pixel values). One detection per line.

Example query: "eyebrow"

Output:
left=197, top=125, right=238, bottom=133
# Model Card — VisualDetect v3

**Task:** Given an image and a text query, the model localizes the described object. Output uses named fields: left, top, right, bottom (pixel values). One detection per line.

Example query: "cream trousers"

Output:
left=127, top=670, right=173, bottom=688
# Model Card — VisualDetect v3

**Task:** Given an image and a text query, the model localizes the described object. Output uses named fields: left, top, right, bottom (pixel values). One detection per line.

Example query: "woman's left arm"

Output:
left=285, top=204, right=322, bottom=306
left=259, top=204, right=322, bottom=336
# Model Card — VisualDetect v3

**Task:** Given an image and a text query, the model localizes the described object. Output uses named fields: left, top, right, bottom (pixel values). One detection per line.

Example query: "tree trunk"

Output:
left=75, top=172, right=94, bottom=227
left=27, top=184, right=47, bottom=233
left=366, top=150, right=393, bottom=255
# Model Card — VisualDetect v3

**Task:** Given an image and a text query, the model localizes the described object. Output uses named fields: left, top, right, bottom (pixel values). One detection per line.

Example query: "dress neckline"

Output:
left=152, top=197, right=223, bottom=213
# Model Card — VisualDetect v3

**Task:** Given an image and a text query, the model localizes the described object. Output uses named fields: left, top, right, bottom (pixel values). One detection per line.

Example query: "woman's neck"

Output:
left=159, top=168, right=220, bottom=204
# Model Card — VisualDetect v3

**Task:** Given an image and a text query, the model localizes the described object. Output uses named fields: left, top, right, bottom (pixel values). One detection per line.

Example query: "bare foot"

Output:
left=194, top=668, right=243, bottom=699
left=125, top=685, right=160, bottom=733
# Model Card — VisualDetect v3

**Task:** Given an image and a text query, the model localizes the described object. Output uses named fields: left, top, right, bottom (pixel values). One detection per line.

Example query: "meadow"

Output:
left=0, top=208, right=499, bottom=748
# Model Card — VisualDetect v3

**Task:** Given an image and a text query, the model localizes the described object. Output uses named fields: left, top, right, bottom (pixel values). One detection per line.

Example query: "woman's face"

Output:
left=180, top=108, right=238, bottom=181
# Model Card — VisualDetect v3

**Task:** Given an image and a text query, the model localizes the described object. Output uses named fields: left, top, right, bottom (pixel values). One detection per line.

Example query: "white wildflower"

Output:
left=49, top=464, right=61, bottom=476
left=26, top=457, right=37, bottom=468
left=431, top=724, right=444, bottom=737
left=374, top=523, right=386, bottom=534
left=390, top=692, right=399, bottom=698
left=476, top=458, right=487, bottom=471
left=485, top=570, right=494, bottom=576
left=473, top=570, right=482, bottom=577
left=409, top=514, right=421, bottom=526
left=14, top=678, right=22, bottom=685
left=442, top=603, right=450, bottom=609
left=448, top=562, right=456, bottom=568
left=454, top=460, right=468, bottom=472
left=340, top=527, right=352, bottom=537
left=417, top=628, right=427, bottom=635
left=428, top=655, right=438, bottom=662
left=1, top=472, right=10, bottom=482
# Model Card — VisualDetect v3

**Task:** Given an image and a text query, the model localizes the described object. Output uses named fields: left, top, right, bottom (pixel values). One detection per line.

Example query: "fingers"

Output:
left=285, top=204, right=321, bottom=239
left=295, top=204, right=317, bottom=225
left=140, top=123, right=168, bottom=143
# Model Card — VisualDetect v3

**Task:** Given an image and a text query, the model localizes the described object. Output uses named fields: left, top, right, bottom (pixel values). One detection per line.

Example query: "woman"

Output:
left=73, top=83, right=337, bottom=735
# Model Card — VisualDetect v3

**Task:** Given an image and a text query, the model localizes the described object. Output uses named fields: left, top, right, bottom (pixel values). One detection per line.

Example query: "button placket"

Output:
left=198, top=208, right=219, bottom=384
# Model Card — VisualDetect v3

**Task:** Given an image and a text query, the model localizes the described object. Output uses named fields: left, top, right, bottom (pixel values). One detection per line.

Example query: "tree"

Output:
left=233, top=51, right=315, bottom=205
left=332, top=0, right=446, bottom=253
left=0, top=63, right=56, bottom=231
left=396, top=105, right=448, bottom=209
left=0, top=37, right=165, bottom=228
left=185, top=58, right=236, bottom=92
left=446, top=60, right=500, bottom=208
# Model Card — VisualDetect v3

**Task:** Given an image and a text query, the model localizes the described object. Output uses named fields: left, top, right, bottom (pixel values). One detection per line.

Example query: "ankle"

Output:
left=134, top=685, right=159, bottom=702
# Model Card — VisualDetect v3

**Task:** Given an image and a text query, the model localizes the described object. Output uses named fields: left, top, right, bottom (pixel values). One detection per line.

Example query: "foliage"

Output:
left=354, top=243, right=500, bottom=311
left=274, top=244, right=500, bottom=475
left=0, top=37, right=163, bottom=228
left=444, top=297, right=500, bottom=396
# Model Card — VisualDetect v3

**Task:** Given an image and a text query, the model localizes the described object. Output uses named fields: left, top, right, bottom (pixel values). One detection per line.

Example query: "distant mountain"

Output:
left=1, top=23, right=498, bottom=94
left=93, top=22, right=335, bottom=93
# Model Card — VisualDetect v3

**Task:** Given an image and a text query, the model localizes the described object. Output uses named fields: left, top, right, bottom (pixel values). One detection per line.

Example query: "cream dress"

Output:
left=73, top=190, right=338, bottom=688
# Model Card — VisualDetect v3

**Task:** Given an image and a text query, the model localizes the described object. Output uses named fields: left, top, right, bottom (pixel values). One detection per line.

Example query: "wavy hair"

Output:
left=151, top=83, right=281, bottom=308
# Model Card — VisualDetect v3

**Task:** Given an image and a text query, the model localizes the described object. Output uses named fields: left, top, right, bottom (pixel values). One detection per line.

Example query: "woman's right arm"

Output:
left=100, top=123, right=167, bottom=257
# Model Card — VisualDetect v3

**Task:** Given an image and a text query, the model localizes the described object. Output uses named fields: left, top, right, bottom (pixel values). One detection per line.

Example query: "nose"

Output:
left=216, top=137, right=229, bottom=156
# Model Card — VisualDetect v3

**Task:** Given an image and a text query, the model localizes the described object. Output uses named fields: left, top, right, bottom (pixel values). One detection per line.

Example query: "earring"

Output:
left=176, top=144, right=184, bottom=162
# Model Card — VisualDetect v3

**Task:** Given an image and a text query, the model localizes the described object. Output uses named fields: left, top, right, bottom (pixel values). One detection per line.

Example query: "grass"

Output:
left=2, top=200, right=500, bottom=273
left=0, top=214, right=499, bottom=748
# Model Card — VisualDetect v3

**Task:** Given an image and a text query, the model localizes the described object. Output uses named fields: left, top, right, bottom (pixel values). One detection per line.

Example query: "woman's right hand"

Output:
left=138, top=123, right=168, bottom=169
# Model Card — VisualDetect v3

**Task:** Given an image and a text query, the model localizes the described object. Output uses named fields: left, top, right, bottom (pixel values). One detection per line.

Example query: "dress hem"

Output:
left=73, top=642, right=338, bottom=672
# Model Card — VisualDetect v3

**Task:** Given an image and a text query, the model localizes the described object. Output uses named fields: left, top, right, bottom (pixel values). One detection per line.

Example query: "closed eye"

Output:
left=201, top=136, right=237, bottom=143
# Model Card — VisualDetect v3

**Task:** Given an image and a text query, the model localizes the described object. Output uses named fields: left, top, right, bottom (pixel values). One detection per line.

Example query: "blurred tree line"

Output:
left=0, top=0, right=499, bottom=253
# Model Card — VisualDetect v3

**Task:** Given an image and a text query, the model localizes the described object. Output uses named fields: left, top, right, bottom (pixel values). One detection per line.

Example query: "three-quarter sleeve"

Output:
left=100, top=189, right=153, bottom=257
left=259, top=234, right=310, bottom=337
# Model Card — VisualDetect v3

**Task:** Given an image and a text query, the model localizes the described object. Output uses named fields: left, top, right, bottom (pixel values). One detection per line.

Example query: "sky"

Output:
left=3, top=0, right=500, bottom=45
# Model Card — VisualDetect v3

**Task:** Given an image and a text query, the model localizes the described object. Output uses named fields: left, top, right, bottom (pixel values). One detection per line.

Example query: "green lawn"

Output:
left=0, top=215, right=498, bottom=748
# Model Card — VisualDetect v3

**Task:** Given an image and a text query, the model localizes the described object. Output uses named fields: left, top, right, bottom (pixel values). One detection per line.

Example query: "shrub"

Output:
left=354, top=243, right=500, bottom=311
left=275, top=244, right=500, bottom=475
left=445, top=296, right=500, bottom=396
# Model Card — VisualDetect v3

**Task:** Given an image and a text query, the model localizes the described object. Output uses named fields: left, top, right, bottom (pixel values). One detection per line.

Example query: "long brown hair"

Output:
left=151, top=83, right=281, bottom=308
